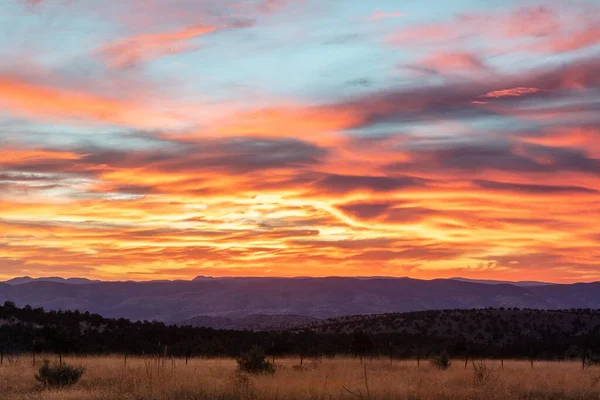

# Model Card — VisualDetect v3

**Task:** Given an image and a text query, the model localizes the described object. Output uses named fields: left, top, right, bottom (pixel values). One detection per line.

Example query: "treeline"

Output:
left=1, top=302, right=599, bottom=362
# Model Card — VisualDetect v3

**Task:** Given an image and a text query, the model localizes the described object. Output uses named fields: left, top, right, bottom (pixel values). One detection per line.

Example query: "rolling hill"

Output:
left=304, top=308, right=600, bottom=342
left=1, top=303, right=600, bottom=361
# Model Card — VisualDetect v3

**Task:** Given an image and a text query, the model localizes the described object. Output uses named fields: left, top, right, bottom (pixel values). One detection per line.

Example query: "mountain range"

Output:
left=2, top=276, right=552, bottom=287
left=3, top=276, right=101, bottom=285
left=1, top=276, right=600, bottom=327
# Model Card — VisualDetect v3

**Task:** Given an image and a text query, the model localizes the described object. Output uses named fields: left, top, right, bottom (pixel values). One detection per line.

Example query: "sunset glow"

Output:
left=0, top=0, right=599, bottom=282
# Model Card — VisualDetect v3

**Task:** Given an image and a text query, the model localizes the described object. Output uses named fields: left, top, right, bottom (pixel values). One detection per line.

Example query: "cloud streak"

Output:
left=99, top=25, right=218, bottom=68
left=0, top=76, right=180, bottom=128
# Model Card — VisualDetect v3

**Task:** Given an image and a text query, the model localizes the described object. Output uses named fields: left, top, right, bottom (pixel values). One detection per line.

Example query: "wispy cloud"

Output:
left=0, top=76, right=180, bottom=128
left=366, top=11, right=403, bottom=21
left=416, top=51, right=487, bottom=74
left=99, top=25, right=218, bottom=69
left=387, top=3, right=600, bottom=55
left=481, top=87, right=542, bottom=98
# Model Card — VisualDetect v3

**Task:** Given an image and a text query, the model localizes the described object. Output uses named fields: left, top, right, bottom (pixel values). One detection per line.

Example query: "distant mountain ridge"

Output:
left=1, top=277, right=599, bottom=323
left=3, top=275, right=559, bottom=286
left=449, top=277, right=551, bottom=287
left=3, top=276, right=101, bottom=285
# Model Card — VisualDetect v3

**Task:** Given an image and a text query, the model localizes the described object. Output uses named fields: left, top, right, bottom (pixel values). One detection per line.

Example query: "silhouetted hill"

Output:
left=1, top=277, right=600, bottom=322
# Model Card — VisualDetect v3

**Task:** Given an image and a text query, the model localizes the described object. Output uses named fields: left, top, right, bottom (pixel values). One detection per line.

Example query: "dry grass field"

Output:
left=1, top=356, right=599, bottom=400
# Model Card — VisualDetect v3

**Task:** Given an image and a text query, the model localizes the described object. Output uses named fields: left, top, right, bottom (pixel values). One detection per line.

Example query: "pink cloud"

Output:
left=502, top=6, right=560, bottom=38
left=388, top=4, right=599, bottom=55
left=367, top=11, right=404, bottom=21
left=388, top=24, right=453, bottom=45
left=257, top=0, right=290, bottom=14
left=99, top=25, right=217, bottom=69
left=540, top=26, right=600, bottom=53
left=419, top=51, right=487, bottom=74
left=457, top=6, right=562, bottom=40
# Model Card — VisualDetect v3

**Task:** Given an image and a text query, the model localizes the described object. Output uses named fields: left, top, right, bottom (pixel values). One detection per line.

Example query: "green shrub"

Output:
left=431, top=351, right=452, bottom=370
left=236, top=347, right=275, bottom=374
left=35, top=360, right=85, bottom=388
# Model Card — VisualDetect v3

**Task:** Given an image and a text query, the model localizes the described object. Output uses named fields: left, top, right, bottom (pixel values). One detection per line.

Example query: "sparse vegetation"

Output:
left=431, top=350, right=452, bottom=370
left=472, top=359, right=499, bottom=386
left=34, top=359, right=85, bottom=388
left=236, top=346, right=275, bottom=374
left=0, top=356, right=599, bottom=399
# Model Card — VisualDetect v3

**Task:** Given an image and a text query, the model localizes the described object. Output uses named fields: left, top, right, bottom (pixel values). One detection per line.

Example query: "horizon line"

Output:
left=3, top=275, right=597, bottom=285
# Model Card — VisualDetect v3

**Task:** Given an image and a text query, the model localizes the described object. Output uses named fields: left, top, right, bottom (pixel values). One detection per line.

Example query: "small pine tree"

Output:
left=236, top=347, right=275, bottom=374
left=35, top=360, right=85, bottom=388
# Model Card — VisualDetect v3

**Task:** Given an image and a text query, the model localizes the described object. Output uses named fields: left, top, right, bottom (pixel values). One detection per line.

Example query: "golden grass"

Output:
left=1, top=355, right=599, bottom=399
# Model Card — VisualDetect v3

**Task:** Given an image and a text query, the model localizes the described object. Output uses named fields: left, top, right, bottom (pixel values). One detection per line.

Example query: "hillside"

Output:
left=1, top=302, right=600, bottom=361
left=305, top=308, right=600, bottom=344
left=1, top=277, right=600, bottom=322
left=180, top=314, right=319, bottom=331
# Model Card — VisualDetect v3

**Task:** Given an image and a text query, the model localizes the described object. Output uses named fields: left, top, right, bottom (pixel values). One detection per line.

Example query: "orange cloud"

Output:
left=0, top=148, right=81, bottom=164
left=481, top=87, right=542, bottom=98
left=99, top=25, right=217, bottom=68
left=0, top=77, right=180, bottom=128
left=2, top=122, right=599, bottom=283
left=518, top=126, right=600, bottom=157
left=179, top=105, right=364, bottom=146
left=1, top=170, right=598, bottom=282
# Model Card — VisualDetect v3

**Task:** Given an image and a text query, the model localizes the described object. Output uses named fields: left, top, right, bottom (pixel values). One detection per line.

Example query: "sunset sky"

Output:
left=0, top=0, right=599, bottom=282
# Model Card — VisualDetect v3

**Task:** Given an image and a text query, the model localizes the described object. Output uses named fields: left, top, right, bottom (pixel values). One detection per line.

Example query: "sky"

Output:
left=0, top=0, right=599, bottom=282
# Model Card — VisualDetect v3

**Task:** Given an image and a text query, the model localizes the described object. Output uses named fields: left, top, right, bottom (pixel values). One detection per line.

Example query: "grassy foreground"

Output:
left=1, top=356, right=599, bottom=400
